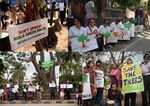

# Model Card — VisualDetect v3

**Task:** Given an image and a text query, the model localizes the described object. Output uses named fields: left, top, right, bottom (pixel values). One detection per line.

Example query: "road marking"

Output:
left=120, top=35, right=143, bottom=51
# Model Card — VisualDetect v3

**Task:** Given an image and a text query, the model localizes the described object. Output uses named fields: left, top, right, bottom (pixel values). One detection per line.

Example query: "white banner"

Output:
left=82, top=73, right=92, bottom=100
left=8, top=18, right=48, bottom=51
left=60, top=84, right=73, bottom=88
left=95, top=70, right=104, bottom=88
left=55, top=65, right=60, bottom=87
left=71, top=35, right=98, bottom=52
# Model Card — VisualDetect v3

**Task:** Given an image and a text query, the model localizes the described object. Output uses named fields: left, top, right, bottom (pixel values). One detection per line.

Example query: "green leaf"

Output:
left=77, top=35, right=88, bottom=42
left=103, top=32, right=111, bottom=38
left=124, top=23, right=132, bottom=29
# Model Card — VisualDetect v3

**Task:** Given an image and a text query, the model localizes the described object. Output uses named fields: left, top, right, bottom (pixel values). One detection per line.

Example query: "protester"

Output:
left=49, top=80, right=57, bottom=100
left=119, top=58, right=136, bottom=106
left=141, top=54, right=150, bottom=106
left=99, top=19, right=110, bottom=49
left=8, top=79, right=14, bottom=101
left=0, top=85, right=4, bottom=102
left=83, top=60, right=97, bottom=106
left=65, top=80, right=71, bottom=100
left=77, top=82, right=82, bottom=106
left=59, top=0, right=66, bottom=25
left=27, top=83, right=35, bottom=101
left=0, top=0, right=10, bottom=30
left=69, top=18, right=87, bottom=51
left=135, top=6, right=144, bottom=26
left=108, top=63, right=121, bottom=89
left=36, top=83, right=44, bottom=102
left=22, top=85, right=27, bottom=101
left=100, top=83, right=124, bottom=106
left=94, top=59, right=104, bottom=105
left=85, top=0, right=96, bottom=26
left=13, top=82, right=20, bottom=101
left=86, top=19, right=103, bottom=51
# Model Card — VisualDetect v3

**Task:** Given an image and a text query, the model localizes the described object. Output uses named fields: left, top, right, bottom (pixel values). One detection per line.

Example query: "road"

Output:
left=106, top=29, right=150, bottom=51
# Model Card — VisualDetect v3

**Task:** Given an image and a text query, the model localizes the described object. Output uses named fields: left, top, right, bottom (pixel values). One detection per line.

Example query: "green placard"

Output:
left=41, top=60, right=54, bottom=70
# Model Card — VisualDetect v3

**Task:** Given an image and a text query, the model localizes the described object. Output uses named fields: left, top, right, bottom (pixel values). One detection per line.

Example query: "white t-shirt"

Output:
left=0, top=89, right=4, bottom=95
left=85, top=1, right=95, bottom=19
left=69, top=26, right=87, bottom=38
left=99, top=25, right=110, bottom=34
left=49, top=83, right=56, bottom=87
left=142, top=61, right=150, bottom=76
left=86, top=26, right=98, bottom=35
left=59, top=3, right=65, bottom=11
left=28, top=86, right=34, bottom=92
left=110, top=22, right=119, bottom=32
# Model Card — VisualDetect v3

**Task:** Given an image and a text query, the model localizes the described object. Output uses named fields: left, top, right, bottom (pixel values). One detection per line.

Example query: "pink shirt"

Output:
left=110, top=69, right=120, bottom=81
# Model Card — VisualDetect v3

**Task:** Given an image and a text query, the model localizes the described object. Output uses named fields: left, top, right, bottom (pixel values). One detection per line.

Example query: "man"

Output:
left=66, top=80, right=71, bottom=100
left=100, top=83, right=124, bottom=106
left=0, top=0, right=10, bottom=29
left=85, top=0, right=96, bottom=26
left=141, top=54, right=150, bottom=106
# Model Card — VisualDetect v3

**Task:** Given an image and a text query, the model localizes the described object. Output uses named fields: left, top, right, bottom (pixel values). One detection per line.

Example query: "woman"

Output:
left=83, top=60, right=97, bottom=106
left=94, top=60, right=104, bottom=105
left=86, top=19, right=103, bottom=51
left=108, top=63, right=121, bottom=89
left=27, top=83, right=35, bottom=101
left=119, top=58, right=136, bottom=106
left=49, top=80, right=56, bottom=100
left=99, top=19, right=111, bottom=49
left=68, top=18, right=87, bottom=51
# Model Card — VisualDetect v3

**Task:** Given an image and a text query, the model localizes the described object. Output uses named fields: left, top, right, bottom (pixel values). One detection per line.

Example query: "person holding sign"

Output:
left=86, top=19, right=103, bottom=51
left=99, top=19, right=111, bottom=49
left=49, top=80, right=57, bottom=100
left=141, top=54, right=150, bottom=106
left=119, top=58, right=137, bottom=106
left=94, top=59, right=104, bottom=105
left=27, top=83, right=35, bottom=101
left=108, top=63, right=121, bottom=89
left=68, top=18, right=87, bottom=51
left=83, top=60, right=97, bottom=106
left=59, top=0, right=66, bottom=25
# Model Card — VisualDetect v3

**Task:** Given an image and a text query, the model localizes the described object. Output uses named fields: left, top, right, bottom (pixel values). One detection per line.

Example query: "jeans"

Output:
left=9, top=91, right=13, bottom=101
left=125, top=93, right=136, bottom=106
left=96, top=88, right=103, bottom=104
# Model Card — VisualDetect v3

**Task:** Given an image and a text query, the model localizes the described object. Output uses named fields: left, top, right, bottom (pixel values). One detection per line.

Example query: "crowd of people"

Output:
left=0, top=0, right=68, bottom=32
left=68, top=0, right=150, bottom=52
left=82, top=54, right=150, bottom=106
left=0, top=80, right=75, bottom=102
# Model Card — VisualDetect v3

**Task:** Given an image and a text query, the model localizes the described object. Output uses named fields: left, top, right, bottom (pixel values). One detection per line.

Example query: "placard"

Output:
left=8, top=18, right=48, bottom=51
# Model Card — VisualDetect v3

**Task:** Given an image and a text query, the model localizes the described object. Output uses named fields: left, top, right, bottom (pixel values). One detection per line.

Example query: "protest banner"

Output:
left=60, top=84, right=73, bottom=89
left=8, top=18, right=48, bottom=51
left=71, top=35, right=98, bottom=52
left=121, top=63, right=144, bottom=94
left=95, top=70, right=104, bottom=88
left=55, top=65, right=60, bottom=87
left=82, top=73, right=92, bottom=100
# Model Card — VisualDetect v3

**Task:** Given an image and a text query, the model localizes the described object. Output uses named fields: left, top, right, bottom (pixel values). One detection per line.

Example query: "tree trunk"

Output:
left=49, top=52, right=55, bottom=83
left=31, top=52, right=47, bottom=84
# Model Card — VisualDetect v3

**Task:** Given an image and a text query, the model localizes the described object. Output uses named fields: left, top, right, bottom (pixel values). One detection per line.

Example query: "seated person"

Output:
left=100, top=83, right=124, bottom=106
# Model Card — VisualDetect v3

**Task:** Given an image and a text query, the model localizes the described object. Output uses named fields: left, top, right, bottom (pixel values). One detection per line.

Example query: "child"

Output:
left=60, top=88, right=64, bottom=100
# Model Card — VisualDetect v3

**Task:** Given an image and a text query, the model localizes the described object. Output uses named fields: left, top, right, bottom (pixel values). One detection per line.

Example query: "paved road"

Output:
left=106, top=29, right=150, bottom=51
